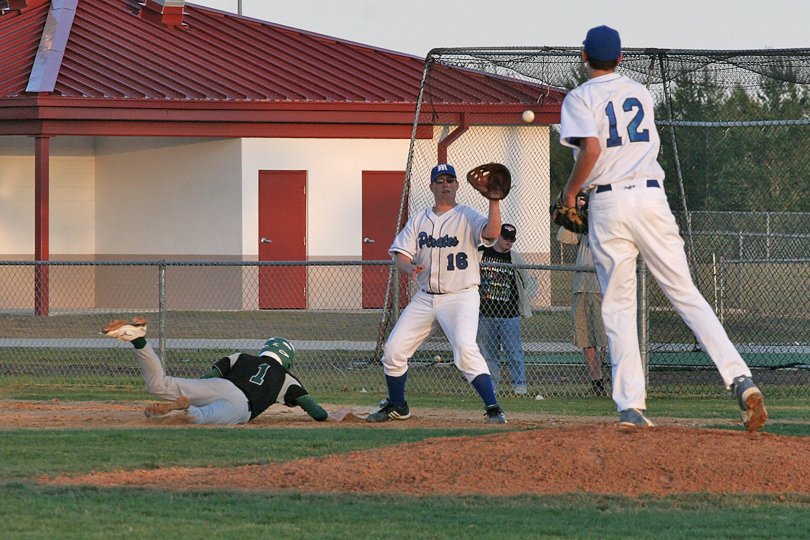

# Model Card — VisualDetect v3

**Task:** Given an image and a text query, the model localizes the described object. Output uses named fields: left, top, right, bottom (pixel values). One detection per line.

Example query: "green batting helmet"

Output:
left=259, top=337, right=295, bottom=370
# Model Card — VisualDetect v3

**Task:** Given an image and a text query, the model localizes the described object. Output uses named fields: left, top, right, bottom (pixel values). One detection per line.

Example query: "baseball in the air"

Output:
left=522, top=110, right=535, bottom=123
left=434, top=355, right=442, bottom=362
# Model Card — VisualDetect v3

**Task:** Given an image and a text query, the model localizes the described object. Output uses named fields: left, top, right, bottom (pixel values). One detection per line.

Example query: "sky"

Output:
left=188, top=0, right=809, bottom=58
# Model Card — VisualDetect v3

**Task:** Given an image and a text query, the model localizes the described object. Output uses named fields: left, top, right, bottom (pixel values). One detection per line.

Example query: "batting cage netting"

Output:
left=2, top=48, right=810, bottom=399
left=383, top=47, right=810, bottom=398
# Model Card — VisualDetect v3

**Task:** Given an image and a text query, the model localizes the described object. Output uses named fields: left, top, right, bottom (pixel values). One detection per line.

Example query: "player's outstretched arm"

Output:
left=294, top=395, right=329, bottom=421
left=482, top=199, right=502, bottom=242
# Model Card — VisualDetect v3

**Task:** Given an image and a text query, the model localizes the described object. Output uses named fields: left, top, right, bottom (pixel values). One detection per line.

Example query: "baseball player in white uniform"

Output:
left=556, top=25, right=767, bottom=430
left=367, top=163, right=508, bottom=424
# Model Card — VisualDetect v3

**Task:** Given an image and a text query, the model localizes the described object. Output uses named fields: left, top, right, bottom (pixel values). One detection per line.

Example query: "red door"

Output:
left=362, top=171, right=408, bottom=308
left=259, top=171, right=306, bottom=309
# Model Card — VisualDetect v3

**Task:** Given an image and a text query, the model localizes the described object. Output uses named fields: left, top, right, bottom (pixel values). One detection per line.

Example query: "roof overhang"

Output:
left=0, top=96, right=561, bottom=138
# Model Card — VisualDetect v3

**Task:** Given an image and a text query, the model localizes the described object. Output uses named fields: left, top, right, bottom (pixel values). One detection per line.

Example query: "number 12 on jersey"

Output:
left=604, top=98, right=650, bottom=147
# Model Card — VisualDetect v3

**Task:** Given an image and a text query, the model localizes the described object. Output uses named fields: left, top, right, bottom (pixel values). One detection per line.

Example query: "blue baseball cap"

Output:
left=583, top=25, right=621, bottom=62
left=430, top=163, right=456, bottom=182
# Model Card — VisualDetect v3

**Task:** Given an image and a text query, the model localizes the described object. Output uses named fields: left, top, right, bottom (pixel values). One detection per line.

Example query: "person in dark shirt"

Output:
left=477, top=224, right=535, bottom=394
left=102, top=317, right=351, bottom=424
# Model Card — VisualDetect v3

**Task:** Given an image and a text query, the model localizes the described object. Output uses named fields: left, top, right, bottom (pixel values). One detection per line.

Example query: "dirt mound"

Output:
left=45, top=424, right=810, bottom=496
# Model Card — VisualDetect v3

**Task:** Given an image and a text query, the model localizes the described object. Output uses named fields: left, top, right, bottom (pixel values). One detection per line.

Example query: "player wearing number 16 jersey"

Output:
left=557, top=25, right=766, bottom=431
left=367, top=163, right=508, bottom=424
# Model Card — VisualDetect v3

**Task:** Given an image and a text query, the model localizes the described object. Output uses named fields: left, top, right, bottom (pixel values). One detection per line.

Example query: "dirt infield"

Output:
left=0, top=399, right=732, bottom=431
left=7, top=400, right=808, bottom=496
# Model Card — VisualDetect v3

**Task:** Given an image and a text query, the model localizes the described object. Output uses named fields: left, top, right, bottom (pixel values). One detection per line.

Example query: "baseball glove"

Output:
left=550, top=191, right=588, bottom=234
left=466, top=163, right=511, bottom=200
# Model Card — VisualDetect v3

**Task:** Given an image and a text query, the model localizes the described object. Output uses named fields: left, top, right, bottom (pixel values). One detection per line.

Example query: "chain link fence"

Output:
left=0, top=260, right=599, bottom=398
left=3, top=254, right=808, bottom=398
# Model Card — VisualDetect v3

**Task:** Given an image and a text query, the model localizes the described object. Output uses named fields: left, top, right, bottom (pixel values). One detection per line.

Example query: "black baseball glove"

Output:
left=550, top=191, right=588, bottom=234
left=466, top=163, right=511, bottom=200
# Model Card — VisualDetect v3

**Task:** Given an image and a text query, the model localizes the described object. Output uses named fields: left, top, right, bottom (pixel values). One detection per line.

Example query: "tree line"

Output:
left=549, top=59, right=810, bottom=217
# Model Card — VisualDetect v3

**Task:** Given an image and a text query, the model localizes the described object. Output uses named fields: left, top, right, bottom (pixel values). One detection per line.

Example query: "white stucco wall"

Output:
left=95, top=137, right=242, bottom=257
left=0, top=136, right=96, bottom=257
left=0, top=135, right=412, bottom=259
left=241, top=138, right=411, bottom=259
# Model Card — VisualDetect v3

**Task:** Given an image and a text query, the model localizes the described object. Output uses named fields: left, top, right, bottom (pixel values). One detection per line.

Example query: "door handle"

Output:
left=363, top=237, right=376, bottom=244
left=260, top=238, right=272, bottom=244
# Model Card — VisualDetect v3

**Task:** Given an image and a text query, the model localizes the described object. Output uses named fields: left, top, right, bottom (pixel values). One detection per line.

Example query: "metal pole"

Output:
left=392, top=270, right=401, bottom=320
left=638, top=255, right=649, bottom=387
left=766, top=214, right=771, bottom=260
left=712, top=252, right=719, bottom=314
left=373, top=53, right=433, bottom=361
left=159, top=261, right=166, bottom=361
left=718, top=256, right=725, bottom=324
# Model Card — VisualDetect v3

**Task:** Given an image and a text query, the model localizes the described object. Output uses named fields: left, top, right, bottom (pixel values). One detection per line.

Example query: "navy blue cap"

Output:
left=583, top=25, right=621, bottom=62
left=430, top=163, right=456, bottom=182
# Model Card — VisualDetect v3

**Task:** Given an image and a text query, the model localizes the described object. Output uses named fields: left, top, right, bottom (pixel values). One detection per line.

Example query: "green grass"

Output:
left=4, top=486, right=810, bottom=540
left=0, top=310, right=390, bottom=341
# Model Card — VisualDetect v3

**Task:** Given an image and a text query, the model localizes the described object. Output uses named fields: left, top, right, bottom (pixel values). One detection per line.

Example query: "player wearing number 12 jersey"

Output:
left=367, top=163, right=508, bottom=424
left=557, top=25, right=766, bottom=431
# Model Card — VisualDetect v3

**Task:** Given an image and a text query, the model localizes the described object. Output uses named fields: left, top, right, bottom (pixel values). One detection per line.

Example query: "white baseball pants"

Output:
left=136, top=343, right=251, bottom=425
left=588, top=179, right=752, bottom=412
left=382, top=289, right=491, bottom=381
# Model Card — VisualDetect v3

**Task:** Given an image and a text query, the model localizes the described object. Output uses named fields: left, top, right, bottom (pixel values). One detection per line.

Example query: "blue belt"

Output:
left=595, top=179, right=660, bottom=193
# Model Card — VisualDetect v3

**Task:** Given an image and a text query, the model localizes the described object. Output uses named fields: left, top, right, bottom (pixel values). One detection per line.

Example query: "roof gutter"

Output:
left=25, top=0, right=78, bottom=93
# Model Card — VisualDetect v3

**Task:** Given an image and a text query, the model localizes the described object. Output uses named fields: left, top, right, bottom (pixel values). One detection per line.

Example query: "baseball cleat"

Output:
left=731, top=375, right=767, bottom=432
left=619, top=408, right=656, bottom=427
left=366, top=399, right=410, bottom=422
left=485, top=405, right=507, bottom=424
left=145, top=396, right=191, bottom=419
left=102, top=317, right=147, bottom=341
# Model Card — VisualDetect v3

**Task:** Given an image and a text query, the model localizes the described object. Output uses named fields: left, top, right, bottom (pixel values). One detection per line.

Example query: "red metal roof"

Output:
left=0, top=0, right=564, bottom=137
left=64, top=1, right=432, bottom=101
left=0, top=0, right=50, bottom=97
